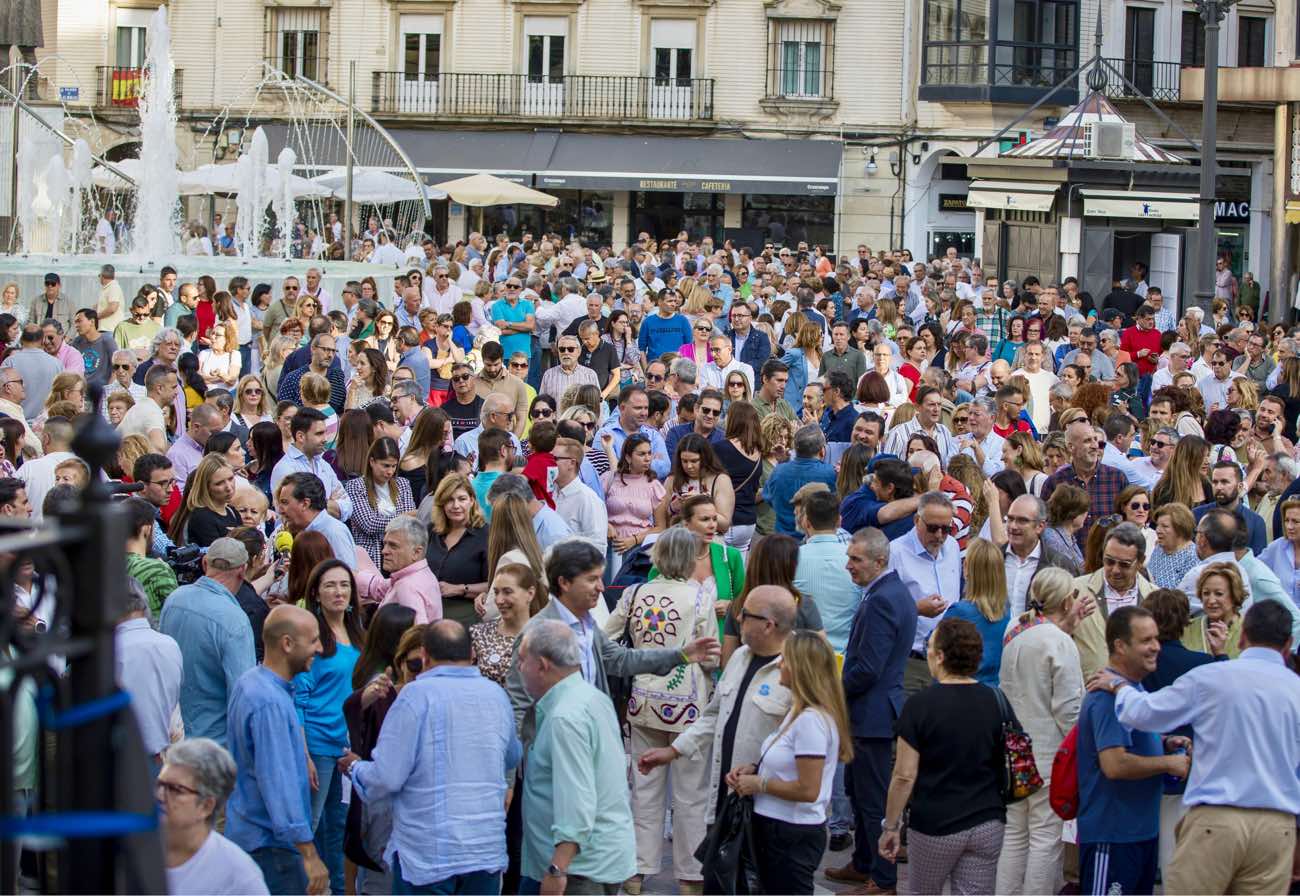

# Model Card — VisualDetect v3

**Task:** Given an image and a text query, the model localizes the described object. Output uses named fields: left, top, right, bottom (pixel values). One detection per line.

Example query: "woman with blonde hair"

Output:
left=425, top=471, right=489, bottom=627
left=1153, top=434, right=1211, bottom=511
left=116, top=433, right=153, bottom=482
left=198, top=321, right=241, bottom=388
left=605, top=527, right=718, bottom=895
left=1002, top=431, right=1049, bottom=496
left=41, top=373, right=85, bottom=423
left=476, top=492, right=548, bottom=622
left=755, top=413, right=795, bottom=537
left=779, top=319, right=823, bottom=407
left=1183, top=562, right=1247, bottom=658
left=0, top=282, right=25, bottom=325
left=727, top=629, right=852, bottom=895
left=168, top=454, right=240, bottom=547
left=941, top=537, right=1010, bottom=684
left=231, top=375, right=271, bottom=429
left=1148, top=502, right=1199, bottom=589
left=261, top=335, right=298, bottom=396
left=471, top=562, right=546, bottom=686
left=1226, top=375, right=1259, bottom=412
left=995, top=567, right=1083, bottom=895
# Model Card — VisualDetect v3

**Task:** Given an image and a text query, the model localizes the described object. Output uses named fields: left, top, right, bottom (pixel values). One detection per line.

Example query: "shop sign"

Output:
left=938, top=193, right=969, bottom=211
left=1215, top=200, right=1249, bottom=222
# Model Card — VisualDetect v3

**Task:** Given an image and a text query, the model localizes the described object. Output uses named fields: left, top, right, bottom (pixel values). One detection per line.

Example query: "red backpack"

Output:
left=1049, top=725, right=1080, bottom=820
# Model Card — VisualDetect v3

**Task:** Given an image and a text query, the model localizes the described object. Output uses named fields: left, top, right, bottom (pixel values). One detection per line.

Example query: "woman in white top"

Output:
left=160, top=738, right=270, bottom=896
left=198, top=321, right=241, bottom=388
left=231, top=374, right=272, bottom=430
left=994, top=568, right=1084, bottom=896
left=727, top=629, right=852, bottom=895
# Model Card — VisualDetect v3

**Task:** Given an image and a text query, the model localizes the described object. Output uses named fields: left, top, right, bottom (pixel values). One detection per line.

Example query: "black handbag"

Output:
left=694, top=789, right=754, bottom=895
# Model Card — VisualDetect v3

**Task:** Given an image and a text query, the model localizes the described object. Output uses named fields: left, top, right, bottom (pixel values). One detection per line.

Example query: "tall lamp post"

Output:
left=1192, top=0, right=1240, bottom=315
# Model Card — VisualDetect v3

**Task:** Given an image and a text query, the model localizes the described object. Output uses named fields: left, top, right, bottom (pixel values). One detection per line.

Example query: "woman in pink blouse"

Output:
left=601, top=432, right=665, bottom=580
left=677, top=319, right=716, bottom=365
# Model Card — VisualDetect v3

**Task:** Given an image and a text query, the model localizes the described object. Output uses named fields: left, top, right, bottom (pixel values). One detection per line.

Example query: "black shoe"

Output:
left=828, top=832, right=854, bottom=852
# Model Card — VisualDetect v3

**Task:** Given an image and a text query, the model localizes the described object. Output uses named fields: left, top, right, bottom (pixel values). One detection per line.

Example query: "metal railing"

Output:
left=94, top=65, right=184, bottom=109
left=921, top=41, right=1077, bottom=90
left=1099, top=57, right=1182, bottom=102
left=370, top=72, right=714, bottom=121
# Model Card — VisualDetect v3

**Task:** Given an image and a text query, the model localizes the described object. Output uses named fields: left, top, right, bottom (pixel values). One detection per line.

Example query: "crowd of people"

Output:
left=6, top=231, right=1300, bottom=896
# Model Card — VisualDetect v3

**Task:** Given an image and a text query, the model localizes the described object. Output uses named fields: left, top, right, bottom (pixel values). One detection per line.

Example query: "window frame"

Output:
left=765, top=18, right=835, bottom=100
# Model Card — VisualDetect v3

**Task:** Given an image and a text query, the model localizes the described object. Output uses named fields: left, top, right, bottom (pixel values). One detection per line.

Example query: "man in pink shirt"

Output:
left=42, top=319, right=84, bottom=374
left=371, top=515, right=442, bottom=624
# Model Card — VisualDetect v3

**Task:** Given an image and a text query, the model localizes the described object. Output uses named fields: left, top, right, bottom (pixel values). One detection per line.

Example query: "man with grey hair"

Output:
left=158, top=738, right=269, bottom=895
left=1130, top=427, right=1179, bottom=487
left=958, top=396, right=1005, bottom=477
left=1151, top=340, right=1193, bottom=392
left=825, top=532, right=917, bottom=889
left=159, top=538, right=257, bottom=747
left=2, top=323, right=63, bottom=420
left=1070, top=521, right=1157, bottom=678
left=638, top=586, right=794, bottom=829
left=452, top=391, right=522, bottom=462
left=890, top=491, right=961, bottom=694
left=763, top=424, right=837, bottom=536
left=370, top=514, right=442, bottom=624
left=103, top=349, right=147, bottom=410
left=276, top=333, right=345, bottom=414
left=666, top=355, right=697, bottom=404
left=116, top=578, right=182, bottom=764
left=516, top=617, right=638, bottom=895
left=540, top=333, right=598, bottom=402
left=487, top=472, right=572, bottom=550
left=1004, top=494, right=1075, bottom=617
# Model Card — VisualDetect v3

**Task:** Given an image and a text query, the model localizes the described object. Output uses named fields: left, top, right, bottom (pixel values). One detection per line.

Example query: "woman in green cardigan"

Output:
left=648, top=493, right=745, bottom=639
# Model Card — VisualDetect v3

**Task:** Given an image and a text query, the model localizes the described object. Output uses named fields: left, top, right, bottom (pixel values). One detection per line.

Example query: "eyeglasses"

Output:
left=149, top=476, right=176, bottom=489
left=510, top=361, right=528, bottom=369
left=112, top=363, right=133, bottom=371
left=155, top=779, right=201, bottom=800
left=740, top=608, right=770, bottom=624
left=1102, top=554, right=1137, bottom=570
left=451, top=374, right=473, bottom=382
left=532, top=408, right=554, bottom=419
left=647, top=373, right=665, bottom=382
left=1128, top=501, right=1150, bottom=510
left=284, top=286, right=299, bottom=293
left=921, top=522, right=950, bottom=535
left=558, top=346, right=579, bottom=353
left=698, top=406, right=721, bottom=417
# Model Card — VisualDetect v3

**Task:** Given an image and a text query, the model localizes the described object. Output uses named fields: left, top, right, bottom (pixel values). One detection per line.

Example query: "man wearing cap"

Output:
left=28, top=273, right=74, bottom=332
left=159, top=537, right=258, bottom=747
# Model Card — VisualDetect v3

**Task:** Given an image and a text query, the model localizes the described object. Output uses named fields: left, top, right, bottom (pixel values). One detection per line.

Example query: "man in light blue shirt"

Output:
left=517, top=619, right=637, bottom=893
left=888, top=492, right=962, bottom=695
left=159, top=538, right=256, bottom=747
left=342, top=621, right=522, bottom=894
left=596, top=386, right=670, bottom=480
left=763, top=426, right=837, bottom=536
left=270, top=408, right=353, bottom=522
left=486, top=473, right=573, bottom=551
left=793, top=491, right=860, bottom=653
left=276, top=473, right=358, bottom=570
left=226, top=604, right=329, bottom=896
left=1094, top=601, right=1300, bottom=894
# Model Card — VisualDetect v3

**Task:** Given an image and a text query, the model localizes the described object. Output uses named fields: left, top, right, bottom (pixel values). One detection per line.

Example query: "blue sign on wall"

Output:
left=59, top=87, right=79, bottom=102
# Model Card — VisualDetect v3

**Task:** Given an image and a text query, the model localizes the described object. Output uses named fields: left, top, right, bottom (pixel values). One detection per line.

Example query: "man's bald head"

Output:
left=989, top=359, right=1011, bottom=380
left=745, top=585, right=797, bottom=632
left=263, top=604, right=315, bottom=648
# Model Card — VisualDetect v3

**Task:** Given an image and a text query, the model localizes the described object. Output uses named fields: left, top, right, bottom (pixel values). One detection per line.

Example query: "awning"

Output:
left=532, top=133, right=841, bottom=195
left=1286, top=200, right=1300, bottom=225
left=1081, top=189, right=1200, bottom=220
left=966, top=180, right=1059, bottom=212
left=263, top=126, right=840, bottom=196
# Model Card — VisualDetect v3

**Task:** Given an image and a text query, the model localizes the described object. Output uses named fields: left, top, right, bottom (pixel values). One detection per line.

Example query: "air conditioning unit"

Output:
left=1084, top=121, right=1136, bottom=160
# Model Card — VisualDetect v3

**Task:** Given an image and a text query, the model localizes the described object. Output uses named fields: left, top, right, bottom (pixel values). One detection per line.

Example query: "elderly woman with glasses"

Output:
left=158, top=738, right=270, bottom=895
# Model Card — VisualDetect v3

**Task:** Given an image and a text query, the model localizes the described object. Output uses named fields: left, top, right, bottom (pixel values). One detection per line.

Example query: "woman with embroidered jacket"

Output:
left=602, top=527, right=717, bottom=896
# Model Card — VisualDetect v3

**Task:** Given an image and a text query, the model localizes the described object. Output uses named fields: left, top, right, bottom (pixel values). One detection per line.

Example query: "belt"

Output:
left=909, top=650, right=926, bottom=661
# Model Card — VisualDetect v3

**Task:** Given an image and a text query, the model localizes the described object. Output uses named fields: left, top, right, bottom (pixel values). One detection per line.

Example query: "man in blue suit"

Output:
left=726, top=302, right=771, bottom=375
left=826, top=527, right=919, bottom=894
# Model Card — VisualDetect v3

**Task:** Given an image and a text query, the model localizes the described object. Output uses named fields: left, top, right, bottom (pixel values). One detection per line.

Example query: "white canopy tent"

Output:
left=313, top=168, right=445, bottom=203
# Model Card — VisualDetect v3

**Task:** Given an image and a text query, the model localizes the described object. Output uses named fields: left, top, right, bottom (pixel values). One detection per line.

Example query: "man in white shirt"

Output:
left=957, top=397, right=1005, bottom=477
left=371, top=231, right=406, bottom=267
left=269, top=408, right=353, bottom=522
left=302, top=268, right=333, bottom=314
left=1180, top=508, right=1254, bottom=607
left=97, top=264, right=125, bottom=333
left=423, top=265, right=463, bottom=314
left=1015, top=342, right=1058, bottom=432
left=552, top=438, right=607, bottom=551
left=954, top=334, right=993, bottom=394
left=118, top=363, right=176, bottom=454
left=95, top=209, right=118, bottom=255
left=115, top=579, right=182, bottom=760
left=699, top=333, right=754, bottom=392
left=867, top=343, right=911, bottom=406
left=457, top=257, right=483, bottom=293
left=1128, top=427, right=1178, bottom=488
left=533, top=278, right=590, bottom=343
left=1003, top=494, right=1072, bottom=618
left=1198, top=349, right=1240, bottom=412
left=889, top=492, right=961, bottom=695
left=1151, top=341, right=1193, bottom=392
left=18, top=418, right=77, bottom=521
left=882, top=386, right=958, bottom=463
left=1101, top=415, right=1150, bottom=486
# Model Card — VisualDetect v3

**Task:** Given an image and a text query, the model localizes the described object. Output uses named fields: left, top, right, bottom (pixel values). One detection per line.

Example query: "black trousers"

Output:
left=750, top=813, right=826, bottom=895
left=847, top=736, right=897, bottom=889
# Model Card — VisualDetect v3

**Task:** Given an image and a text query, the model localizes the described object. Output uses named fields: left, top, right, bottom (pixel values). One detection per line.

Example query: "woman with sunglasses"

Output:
left=231, top=375, right=271, bottom=430
left=1115, top=485, right=1157, bottom=555
left=368, top=311, right=401, bottom=373
left=679, top=318, right=716, bottom=366
left=524, top=394, right=558, bottom=448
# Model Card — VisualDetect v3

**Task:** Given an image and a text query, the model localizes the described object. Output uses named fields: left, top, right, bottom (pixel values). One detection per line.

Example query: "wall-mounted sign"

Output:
left=1214, top=200, right=1249, bottom=222
left=59, top=87, right=79, bottom=101
left=938, top=193, right=969, bottom=211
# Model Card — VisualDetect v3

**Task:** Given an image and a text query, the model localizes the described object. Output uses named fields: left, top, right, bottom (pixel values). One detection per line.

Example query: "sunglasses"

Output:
left=506, top=283, right=521, bottom=289
left=740, top=608, right=770, bottom=624
left=921, top=522, right=950, bottom=535
left=695, top=326, right=712, bottom=333
left=1102, top=555, right=1137, bottom=570
left=1128, top=501, right=1150, bottom=510
left=112, top=363, right=133, bottom=371
left=647, top=373, right=665, bottom=382
left=558, top=346, right=579, bottom=353
left=532, top=408, right=554, bottom=419
left=727, top=380, right=745, bottom=388
left=698, top=406, right=720, bottom=417
left=509, top=361, right=528, bottom=369
left=452, top=374, right=473, bottom=383
left=243, top=388, right=263, bottom=395
left=284, top=286, right=299, bottom=292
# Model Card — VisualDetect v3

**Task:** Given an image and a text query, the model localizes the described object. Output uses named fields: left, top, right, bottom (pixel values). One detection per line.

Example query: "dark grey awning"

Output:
left=264, top=126, right=841, bottom=195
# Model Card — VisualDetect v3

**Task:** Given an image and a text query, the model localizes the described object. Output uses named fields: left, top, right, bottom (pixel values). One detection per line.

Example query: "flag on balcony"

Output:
left=111, top=68, right=143, bottom=108
left=1003, top=90, right=1186, bottom=164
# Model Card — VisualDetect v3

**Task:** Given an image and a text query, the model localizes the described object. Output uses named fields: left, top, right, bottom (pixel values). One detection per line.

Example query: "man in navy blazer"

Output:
left=826, top=527, right=918, bottom=894
left=726, top=302, right=771, bottom=374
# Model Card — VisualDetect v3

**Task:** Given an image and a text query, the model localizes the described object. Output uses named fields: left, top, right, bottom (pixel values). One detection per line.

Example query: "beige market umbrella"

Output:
left=431, top=173, right=558, bottom=208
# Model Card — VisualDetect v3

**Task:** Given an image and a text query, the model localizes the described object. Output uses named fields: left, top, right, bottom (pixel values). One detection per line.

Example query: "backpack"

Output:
left=1049, top=724, right=1080, bottom=820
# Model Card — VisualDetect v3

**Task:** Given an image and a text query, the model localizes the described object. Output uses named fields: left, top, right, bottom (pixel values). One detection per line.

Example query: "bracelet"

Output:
left=881, top=819, right=901, bottom=832
left=679, top=648, right=690, bottom=664
left=759, top=776, right=769, bottom=794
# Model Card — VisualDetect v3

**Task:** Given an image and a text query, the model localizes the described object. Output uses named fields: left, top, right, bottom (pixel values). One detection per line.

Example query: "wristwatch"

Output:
left=545, top=863, right=567, bottom=878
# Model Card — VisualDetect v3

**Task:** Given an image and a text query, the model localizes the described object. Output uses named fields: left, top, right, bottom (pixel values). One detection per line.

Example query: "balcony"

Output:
left=370, top=72, right=714, bottom=122
left=920, top=41, right=1079, bottom=105
left=1099, top=58, right=1181, bottom=102
left=95, top=66, right=184, bottom=109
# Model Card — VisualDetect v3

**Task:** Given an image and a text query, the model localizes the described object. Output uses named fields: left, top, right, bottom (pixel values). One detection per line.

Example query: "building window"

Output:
left=651, top=19, right=695, bottom=87
left=1182, top=11, right=1205, bottom=66
left=742, top=194, right=835, bottom=248
left=1238, top=15, right=1267, bottom=66
left=268, top=8, right=326, bottom=81
left=766, top=20, right=834, bottom=99
left=921, top=0, right=1077, bottom=93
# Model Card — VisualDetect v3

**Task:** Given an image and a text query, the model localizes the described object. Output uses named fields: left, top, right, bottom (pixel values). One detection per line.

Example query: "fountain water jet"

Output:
left=130, top=5, right=179, bottom=258
left=276, top=146, right=295, bottom=260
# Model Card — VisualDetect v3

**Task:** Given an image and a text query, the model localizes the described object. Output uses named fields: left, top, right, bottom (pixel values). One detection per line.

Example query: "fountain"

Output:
left=0, top=4, right=415, bottom=301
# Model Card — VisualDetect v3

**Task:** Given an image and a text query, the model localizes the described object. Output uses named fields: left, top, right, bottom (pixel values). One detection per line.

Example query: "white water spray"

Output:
left=130, top=5, right=180, bottom=258
left=276, top=147, right=296, bottom=260
left=70, top=139, right=93, bottom=253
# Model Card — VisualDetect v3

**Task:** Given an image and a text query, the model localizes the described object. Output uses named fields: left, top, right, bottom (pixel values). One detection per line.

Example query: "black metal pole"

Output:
left=1194, top=0, right=1239, bottom=315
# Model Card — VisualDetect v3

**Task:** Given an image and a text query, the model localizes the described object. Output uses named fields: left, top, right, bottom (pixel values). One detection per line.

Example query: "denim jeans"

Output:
left=309, top=752, right=346, bottom=896
left=829, top=761, right=853, bottom=836
left=392, top=855, right=502, bottom=895
left=250, top=846, right=308, bottom=896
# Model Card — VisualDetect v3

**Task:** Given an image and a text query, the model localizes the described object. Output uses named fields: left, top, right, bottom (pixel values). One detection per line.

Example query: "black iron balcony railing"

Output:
left=1099, top=57, right=1181, bottom=102
left=94, top=65, right=184, bottom=109
left=371, top=72, right=714, bottom=121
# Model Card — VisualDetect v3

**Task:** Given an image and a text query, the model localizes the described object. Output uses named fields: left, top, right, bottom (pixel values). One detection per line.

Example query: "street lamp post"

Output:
left=1192, top=0, right=1239, bottom=316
